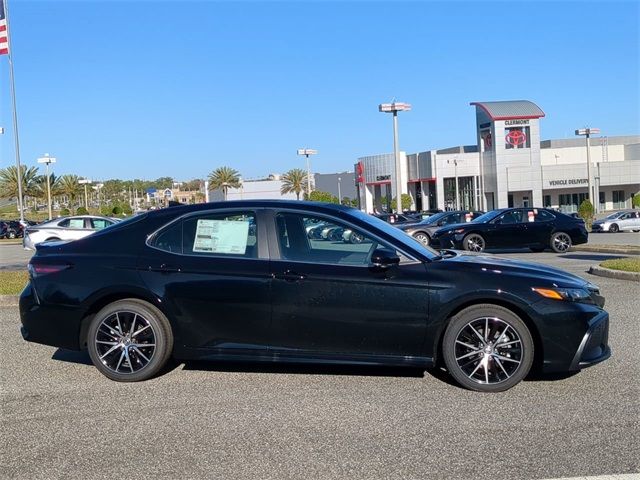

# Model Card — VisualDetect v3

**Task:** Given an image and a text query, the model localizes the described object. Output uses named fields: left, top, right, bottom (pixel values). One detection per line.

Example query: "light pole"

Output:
left=79, top=179, right=92, bottom=210
left=297, top=149, right=317, bottom=198
left=379, top=101, right=411, bottom=214
left=37, top=153, right=57, bottom=220
left=447, top=158, right=459, bottom=210
left=575, top=127, right=600, bottom=211
left=337, top=176, right=342, bottom=204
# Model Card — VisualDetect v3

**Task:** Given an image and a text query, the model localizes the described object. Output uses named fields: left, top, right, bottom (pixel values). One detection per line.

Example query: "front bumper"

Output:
left=569, top=310, right=611, bottom=370
left=591, top=223, right=607, bottom=233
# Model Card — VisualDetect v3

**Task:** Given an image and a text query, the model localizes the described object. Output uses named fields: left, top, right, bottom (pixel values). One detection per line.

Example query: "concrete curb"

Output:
left=0, top=295, right=19, bottom=306
left=588, top=265, right=640, bottom=282
left=574, top=245, right=640, bottom=256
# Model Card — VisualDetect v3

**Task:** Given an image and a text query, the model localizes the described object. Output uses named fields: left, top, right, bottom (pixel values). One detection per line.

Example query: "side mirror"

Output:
left=370, top=249, right=400, bottom=269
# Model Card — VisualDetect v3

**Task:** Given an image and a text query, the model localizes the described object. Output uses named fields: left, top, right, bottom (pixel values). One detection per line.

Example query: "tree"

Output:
left=32, top=173, right=61, bottom=204
left=76, top=206, right=89, bottom=215
left=578, top=199, right=595, bottom=228
left=391, top=193, right=413, bottom=212
left=58, top=175, right=83, bottom=208
left=0, top=165, right=40, bottom=200
left=307, top=190, right=339, bottom=204
left=280, top=168, right=308, bottom=200
left=208, top=167, right=241, bottom=200
left=633, top=193, right=640, bottom=208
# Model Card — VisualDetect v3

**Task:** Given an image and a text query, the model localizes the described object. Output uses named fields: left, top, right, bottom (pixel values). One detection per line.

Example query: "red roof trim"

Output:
left=470, top=102, right=546, bottom=121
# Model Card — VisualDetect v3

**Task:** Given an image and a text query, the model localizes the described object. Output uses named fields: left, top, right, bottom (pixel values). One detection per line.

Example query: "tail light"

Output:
left=28, top=263, right=72, bottom=278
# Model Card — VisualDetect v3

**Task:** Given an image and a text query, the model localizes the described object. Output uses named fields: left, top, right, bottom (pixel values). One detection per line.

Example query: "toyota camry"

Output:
left=19, top=201, right=610, bottom=392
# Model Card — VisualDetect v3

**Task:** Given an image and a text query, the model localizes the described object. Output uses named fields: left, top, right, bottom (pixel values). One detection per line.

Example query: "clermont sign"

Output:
left=548, top=178, right=588, bottom=187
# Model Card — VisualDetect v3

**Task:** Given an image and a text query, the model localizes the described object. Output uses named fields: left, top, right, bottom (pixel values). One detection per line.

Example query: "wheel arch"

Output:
left=78, top=290, right=171, bottom=349
left=432, top=297, right=544, bottom=374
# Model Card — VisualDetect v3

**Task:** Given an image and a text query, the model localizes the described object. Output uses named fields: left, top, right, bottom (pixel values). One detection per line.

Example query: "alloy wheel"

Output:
left=454, top=317, right=523, bottom=385
left=552, top=233, right=571, bottom=252
left=94, top=311, right=157, bottom=374
left=465, top=234, right=485, bottom=252
left=414, top=232, right=430, bottom=246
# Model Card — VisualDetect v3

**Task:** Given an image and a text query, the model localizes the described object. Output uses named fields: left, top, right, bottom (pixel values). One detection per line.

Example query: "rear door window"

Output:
left=183, top=212, right=257, bottom=258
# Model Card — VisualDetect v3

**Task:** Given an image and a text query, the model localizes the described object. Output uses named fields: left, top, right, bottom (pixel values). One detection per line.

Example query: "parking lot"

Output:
left=1, top=249, right=638, bottom=479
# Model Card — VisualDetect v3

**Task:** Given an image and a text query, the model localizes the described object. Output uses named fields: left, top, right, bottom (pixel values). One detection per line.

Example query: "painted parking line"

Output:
left=541, top=474, right=640, bottom=480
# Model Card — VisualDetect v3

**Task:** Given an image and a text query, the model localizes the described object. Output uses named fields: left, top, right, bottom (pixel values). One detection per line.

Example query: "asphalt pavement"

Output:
left=1, top=251, right=639, bottom=479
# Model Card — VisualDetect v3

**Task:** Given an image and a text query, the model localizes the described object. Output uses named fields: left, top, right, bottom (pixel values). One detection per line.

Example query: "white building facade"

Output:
left=356, top=100, right=639, bottom=213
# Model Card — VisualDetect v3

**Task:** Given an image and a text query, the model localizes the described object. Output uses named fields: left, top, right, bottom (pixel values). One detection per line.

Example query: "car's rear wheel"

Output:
left=87, top=299, right=173, bottom=382
left=412, top=231, right=430, bottom=246
left=609, top=223, right=619, bottom=233
left=463, top=233, right=485, bottom=252
left=550, top=232, right=572, bottom=253
left=350, top=232, right=364, bottom=244
left=442, top=304, right=534, bottom=392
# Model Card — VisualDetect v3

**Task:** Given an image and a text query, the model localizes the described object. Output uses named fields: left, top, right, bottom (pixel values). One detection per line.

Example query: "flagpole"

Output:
left=3, top=0, right=24, bottom=223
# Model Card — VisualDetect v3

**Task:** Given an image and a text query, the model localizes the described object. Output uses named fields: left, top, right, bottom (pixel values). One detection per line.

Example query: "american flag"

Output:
left=0, top=0, right=8, bottom=55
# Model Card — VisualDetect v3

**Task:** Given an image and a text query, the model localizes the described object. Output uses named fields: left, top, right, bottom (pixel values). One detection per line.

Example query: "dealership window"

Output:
left=599, top=192, right=606, bottom=210
left=612, top=190, right=626, bottom=209
left=443, top=178, right=456, bottom=211
left=558, top=193, right=588, bottom=213
left=504, top=126, right=531, bottom=149
left=543, top=195, right=551, bottom=208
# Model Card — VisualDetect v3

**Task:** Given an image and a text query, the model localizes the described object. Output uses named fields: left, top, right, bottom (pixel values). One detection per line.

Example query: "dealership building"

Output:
left=356, top=100, right=640, bottom=214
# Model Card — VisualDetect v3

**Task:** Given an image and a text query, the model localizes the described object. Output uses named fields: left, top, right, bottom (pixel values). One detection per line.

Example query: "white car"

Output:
left=23, top=215, right=118, bottom=250
left=591, top=210, right=640, bottom=233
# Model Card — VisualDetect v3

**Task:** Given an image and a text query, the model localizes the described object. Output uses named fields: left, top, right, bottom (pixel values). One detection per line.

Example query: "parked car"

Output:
left=430, top=208, right=589, bottom=253
left=591, top=210, right=640, bottom=233
left=397, top=210, right=484, bottom=246
left=372, top=213, right=417, bottom=225
left=20, top=200, right=610, bottom=392
left=5, top=220, right=25, bottom=238
left=22, top=215, right=118, bottom=250
left=0, top=221, right=8, bottom=239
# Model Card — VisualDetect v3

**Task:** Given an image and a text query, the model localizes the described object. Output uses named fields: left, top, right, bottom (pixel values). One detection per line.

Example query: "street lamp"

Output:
left=78, top=179, right=92, bottom=209
left=379, top=101, right=411, bottom=214
left=447, top=158, right=459, bottom=210
left=575, top=127, right=600, bottom=211
left=337, top=176, right=342, bottom=204
left=37, top=153, right=57, bottom=220
left=297, top=149, right=317, bottom=198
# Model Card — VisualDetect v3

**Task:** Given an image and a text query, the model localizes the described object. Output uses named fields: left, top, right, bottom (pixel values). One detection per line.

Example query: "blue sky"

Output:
left=1, top=0, right=638, bottom=181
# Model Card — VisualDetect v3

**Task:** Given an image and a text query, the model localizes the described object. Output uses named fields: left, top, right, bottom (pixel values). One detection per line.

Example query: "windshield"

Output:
left=349, top=209, right=440, bottom=260
left=419, top=212, right=448, bottom=224
left=605, top=212, right=623, bottom=219
left=471, top=210, right=503, bottom=223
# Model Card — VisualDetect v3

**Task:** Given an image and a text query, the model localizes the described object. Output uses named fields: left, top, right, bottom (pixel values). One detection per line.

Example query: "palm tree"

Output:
left=208, top=167, right=241, bottom=200
left=280, top=168, right=308, bottom=200
left=57, top=174, right=83, bottom=208
left=33, top=173, right=61, bottom=201
left=0, top=165, right=40, bottom=199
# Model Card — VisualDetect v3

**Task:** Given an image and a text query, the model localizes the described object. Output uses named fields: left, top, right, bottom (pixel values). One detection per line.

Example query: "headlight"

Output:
left=532, top=287, right=594, bottom=304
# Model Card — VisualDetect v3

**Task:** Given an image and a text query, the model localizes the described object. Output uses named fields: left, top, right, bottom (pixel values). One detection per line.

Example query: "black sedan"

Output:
left=397, top=210, right=483, bottom=246
left=20, top=200, right=609, bottom=392
left=431, top=208, right=589, bottom=253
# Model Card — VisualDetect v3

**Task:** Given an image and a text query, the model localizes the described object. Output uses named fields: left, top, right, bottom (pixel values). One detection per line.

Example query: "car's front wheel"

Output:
left=609, top=223, right=619, bottom=233
left=442, top=304, right=534, bottom=392
left=87, top=299, right=173, bottom=382
left=550, top=232, right=572, bottom=253
left=463, top=233, right=485, bottom=252
left=412, top=231, right=430, bottom=246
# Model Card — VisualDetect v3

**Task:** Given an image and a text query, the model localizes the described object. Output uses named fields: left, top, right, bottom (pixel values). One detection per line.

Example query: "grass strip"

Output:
left=0, top=271, right=29, bottom=295
left=600, top=257, right=640, bottom=273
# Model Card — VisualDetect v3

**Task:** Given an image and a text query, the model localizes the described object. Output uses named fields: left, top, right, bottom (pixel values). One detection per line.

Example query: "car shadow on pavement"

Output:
left=560, top=253, right=625, bottom=261
left=51, top=348, right=92, bottom=365
left=181, top=360, right=427, bottom=379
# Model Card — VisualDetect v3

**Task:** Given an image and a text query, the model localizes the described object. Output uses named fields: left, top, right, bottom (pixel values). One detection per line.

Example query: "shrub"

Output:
left=121, top=204, right=133, bottom=215
left=633, top=193, right=640, bottom=208
left=100, top=205, right=112, bottom=216
left=76, top=206, right=88, bottom=215
left=112, top=205, right=123, bottom=216
left=307, top=190, right=339, bottom=204
left=578, top=199, right=595, bottom=228
left=60, top=208, right=70, bottom=216
left=391, top=193, right=413, bottom=212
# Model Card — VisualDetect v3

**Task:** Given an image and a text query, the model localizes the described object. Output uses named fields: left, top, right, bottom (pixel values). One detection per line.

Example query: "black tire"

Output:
left=609, top=223, right=619, bottom=233
left=550, top=231, right=572, bottom=253
left=8, top=230, right=16, bottom=239
left=87, top=299, right=173, bottom=382
left=412, top=231, right=430, bottom=246
left=529, top=246, right=545, bottom=253
left=462, top=233, right=485, bottom=252
left=442, top=304, right=534, bottom=393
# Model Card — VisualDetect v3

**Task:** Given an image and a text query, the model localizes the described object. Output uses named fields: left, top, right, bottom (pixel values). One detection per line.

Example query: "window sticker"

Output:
left=192, top=219, right=249, bottom=254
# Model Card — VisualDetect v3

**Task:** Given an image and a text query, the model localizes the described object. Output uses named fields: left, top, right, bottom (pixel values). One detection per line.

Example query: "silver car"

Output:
left=591, top=210, right=640, bottom=233
left=23, top=215, right=118, bottom=250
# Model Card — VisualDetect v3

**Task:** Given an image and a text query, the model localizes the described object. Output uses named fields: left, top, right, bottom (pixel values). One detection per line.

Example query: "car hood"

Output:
left=439, top=251, right=590, bottom=288
left=432, top=222, right=476, bottom=235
